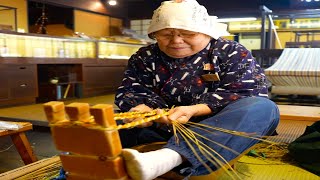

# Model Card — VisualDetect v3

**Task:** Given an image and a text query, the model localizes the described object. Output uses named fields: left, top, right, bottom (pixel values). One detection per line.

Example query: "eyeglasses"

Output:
left=154, top=30, right=199, bottom=40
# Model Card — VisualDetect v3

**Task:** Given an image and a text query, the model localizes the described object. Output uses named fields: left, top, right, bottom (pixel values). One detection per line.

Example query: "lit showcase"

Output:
left=0, top=31, right=145, bottom=59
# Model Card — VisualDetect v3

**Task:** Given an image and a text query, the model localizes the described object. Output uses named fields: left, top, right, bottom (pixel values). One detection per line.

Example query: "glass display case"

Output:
left=98, top=41, right=143, bottom=59
left=0, top=31, right=96, bottom=58
left=0, top=31, right=146, bottom=59
left=0, top=31, right=147, bottom=106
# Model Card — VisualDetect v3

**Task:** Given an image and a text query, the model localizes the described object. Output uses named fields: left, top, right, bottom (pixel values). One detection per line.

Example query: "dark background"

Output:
left=124, top=0, right=320, bottom=19
left=27, top=0, right=320, bottom=28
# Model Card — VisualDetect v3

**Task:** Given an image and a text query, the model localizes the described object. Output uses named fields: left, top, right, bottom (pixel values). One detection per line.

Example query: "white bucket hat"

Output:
left=148, top=0, right=229, bottom=39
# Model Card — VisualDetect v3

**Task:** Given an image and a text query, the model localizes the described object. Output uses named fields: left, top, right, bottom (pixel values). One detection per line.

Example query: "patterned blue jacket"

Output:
left=115, top=38, right=268, bottom=113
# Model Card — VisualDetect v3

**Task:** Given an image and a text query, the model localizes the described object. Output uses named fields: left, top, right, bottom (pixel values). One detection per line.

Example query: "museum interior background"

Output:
left=0, top=0, right=320, bottom=178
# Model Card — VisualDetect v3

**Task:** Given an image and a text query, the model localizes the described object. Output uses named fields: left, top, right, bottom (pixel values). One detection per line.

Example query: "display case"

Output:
left=0, top=31, right=96, bottom=58
left=0, top=30, right=146, bottom=106
left=98, top=41, right=143, bottom=59
left=0, top=30, right=146, bottom=59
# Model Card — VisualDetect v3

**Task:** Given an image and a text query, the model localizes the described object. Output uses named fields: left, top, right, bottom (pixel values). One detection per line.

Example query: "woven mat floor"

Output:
left=193, top=119, right=320, bottom=180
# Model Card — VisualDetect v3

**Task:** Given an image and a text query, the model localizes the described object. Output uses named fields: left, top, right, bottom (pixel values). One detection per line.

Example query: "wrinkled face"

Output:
left=154, top=28, right=211, bottom=58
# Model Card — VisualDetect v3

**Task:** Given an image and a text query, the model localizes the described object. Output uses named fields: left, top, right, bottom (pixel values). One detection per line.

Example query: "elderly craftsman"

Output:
left=115, top=0, right=280, bottom=179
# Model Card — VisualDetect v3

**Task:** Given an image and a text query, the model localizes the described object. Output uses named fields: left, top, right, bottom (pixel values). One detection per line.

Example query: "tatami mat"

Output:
left=230, top=119, right=319, bottom=180
left=193, top=119, right=320, bottom=179
left=268, top=119, right=315, bottom=143
left=232, top=156, right=320, bottom=180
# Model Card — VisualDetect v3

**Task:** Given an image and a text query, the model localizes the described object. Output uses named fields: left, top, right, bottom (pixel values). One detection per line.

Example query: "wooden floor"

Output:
left=0, top=94, right=116, bottom=126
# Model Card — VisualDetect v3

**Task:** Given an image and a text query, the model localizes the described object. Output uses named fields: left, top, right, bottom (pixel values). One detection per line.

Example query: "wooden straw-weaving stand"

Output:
left=43, top=101, right=128, bottom=180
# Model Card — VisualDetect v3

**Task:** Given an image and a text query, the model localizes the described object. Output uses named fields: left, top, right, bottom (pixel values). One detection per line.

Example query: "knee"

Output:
left=229, top=97, right=277, bottom=112
left=248, top=97, right=279, bottom=118
left=255, top=97, right=279, bottom=118
left=227, top=97, right=280, bottom=123
left=243, top=97, right=278, bottom=112
left=242, top=96, right=274, bottom=106
left=246, top=97, right=280, bottom=130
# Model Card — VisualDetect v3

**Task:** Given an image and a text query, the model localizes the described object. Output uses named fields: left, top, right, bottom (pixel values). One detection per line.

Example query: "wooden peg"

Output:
left=65, top=102, right=91, bottom=122
left=90, top=104, right=116, bottom=128
left=43, top=101, right=67, bottom=123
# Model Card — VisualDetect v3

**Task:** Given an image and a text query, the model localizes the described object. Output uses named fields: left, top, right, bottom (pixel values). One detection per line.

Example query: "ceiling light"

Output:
left=108, top=0, right=117, bottom=6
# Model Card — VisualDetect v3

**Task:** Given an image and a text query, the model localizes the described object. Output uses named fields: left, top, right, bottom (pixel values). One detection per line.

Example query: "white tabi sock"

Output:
left=122, top=148, right=183, bottom=180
